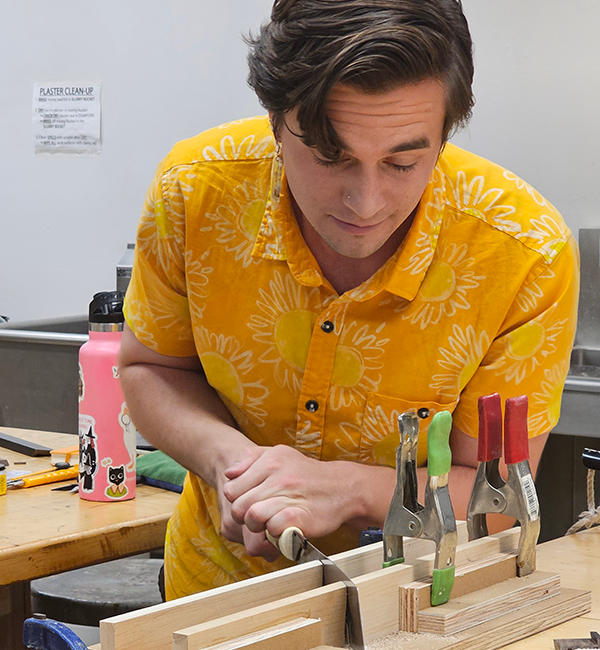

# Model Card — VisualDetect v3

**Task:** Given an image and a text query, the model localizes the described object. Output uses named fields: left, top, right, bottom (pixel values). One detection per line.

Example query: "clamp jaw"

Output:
left=383, top=410, right=457, bottom=605
left=23, top=615, right=88, bottom=650
left=466, top=393, right=541, bottom=576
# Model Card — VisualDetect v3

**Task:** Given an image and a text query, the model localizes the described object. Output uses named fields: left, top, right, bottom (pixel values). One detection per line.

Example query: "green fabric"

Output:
left=136, top=450, right=187, bottom=487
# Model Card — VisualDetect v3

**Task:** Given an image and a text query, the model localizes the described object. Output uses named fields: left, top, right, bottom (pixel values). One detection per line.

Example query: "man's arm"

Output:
left=119, top=323, right=279, bottom=554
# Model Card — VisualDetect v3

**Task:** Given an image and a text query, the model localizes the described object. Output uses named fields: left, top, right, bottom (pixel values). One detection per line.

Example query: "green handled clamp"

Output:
left=382, top=410, right=457, bottom=606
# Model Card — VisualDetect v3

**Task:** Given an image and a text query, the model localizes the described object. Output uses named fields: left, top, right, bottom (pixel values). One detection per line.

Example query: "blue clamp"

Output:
left=23, top=616, right=88, bottom=650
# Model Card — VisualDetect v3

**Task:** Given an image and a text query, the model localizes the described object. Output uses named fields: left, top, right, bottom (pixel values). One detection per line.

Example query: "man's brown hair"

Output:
left=246, top=0, right=474, bottom=158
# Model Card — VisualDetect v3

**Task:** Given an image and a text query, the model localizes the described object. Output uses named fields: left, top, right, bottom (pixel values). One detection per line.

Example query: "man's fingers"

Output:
left=242, top=496, right=292, bottom=533
left=223, top=447, right=264, bottom=480
left=243, top=528, right=281, bottom=562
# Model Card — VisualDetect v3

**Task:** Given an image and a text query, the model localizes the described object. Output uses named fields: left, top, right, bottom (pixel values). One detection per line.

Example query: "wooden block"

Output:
left=362, top=588, right=591, bottom=650
left=400, top=552, right=518, bottom=632
left=171, top=583, right=346, bottom=650
left=200, top=617, right=322, bottom=650
left=418, top=571, right=561, bottom=635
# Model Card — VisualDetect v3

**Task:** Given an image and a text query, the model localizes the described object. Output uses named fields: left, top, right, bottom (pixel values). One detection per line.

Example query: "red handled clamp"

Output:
left=466, top=393, right=541, bottom=576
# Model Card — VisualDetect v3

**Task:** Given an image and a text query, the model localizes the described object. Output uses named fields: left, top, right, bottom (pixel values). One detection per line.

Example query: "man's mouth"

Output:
left=330, top=215, right=384, bottom=234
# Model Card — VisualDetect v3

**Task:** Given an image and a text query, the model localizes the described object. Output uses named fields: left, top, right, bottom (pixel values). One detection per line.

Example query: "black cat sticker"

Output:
left=105, top=464, right=128, bottom=499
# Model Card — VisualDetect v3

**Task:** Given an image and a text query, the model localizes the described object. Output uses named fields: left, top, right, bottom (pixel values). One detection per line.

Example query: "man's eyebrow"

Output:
left=388, top=136, right=431, bottom=153
left=337, top=135, right=432, bottom=157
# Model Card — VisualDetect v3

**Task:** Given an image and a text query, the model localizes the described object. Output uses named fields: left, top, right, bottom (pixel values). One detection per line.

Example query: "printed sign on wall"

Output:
left=33, top=82, right=101, bottom=154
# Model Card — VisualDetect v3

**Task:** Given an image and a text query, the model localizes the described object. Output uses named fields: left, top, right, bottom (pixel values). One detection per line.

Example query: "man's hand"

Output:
left=221, top=445, right=379, bottom=558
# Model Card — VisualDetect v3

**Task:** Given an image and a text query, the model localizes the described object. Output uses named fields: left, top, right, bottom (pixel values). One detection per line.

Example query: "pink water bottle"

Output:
left=78, top=291, right=137, bottom=501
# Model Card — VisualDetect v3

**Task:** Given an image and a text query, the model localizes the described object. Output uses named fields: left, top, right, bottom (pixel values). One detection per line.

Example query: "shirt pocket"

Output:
left=359, top=392, right=459, bottom=468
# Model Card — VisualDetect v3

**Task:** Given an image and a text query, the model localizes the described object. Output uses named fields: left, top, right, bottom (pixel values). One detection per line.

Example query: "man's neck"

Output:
left=295, top=207, right=416, bottom=295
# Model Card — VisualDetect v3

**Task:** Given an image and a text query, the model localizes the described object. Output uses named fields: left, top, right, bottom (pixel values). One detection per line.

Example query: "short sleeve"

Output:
left=123, top=163, right=197, bottom=357
left=452, top=234, right=579, bottom=438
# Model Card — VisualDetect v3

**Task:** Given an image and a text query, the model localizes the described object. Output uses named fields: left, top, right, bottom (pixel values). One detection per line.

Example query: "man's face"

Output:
left=279, top=79, right=446, bottom=259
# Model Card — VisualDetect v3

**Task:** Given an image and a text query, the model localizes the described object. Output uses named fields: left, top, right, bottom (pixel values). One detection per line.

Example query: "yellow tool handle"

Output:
left=15, top=466, right=79, bottom=488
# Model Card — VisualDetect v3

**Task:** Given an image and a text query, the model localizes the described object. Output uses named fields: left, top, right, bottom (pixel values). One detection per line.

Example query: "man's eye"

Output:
left=388, top=162, right=417, bottom=173
left=313, top=155, right=346, bottom=168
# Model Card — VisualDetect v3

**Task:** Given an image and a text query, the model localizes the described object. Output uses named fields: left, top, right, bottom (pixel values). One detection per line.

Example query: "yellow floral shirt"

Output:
left=124, top=116, right=579, bottom=600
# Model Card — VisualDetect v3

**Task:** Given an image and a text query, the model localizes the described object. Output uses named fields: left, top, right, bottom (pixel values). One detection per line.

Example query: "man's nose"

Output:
left=342, top=168, right=386, bottom=220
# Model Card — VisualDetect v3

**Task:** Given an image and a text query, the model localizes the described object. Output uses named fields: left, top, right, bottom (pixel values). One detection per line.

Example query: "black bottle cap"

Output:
left=89, top=291, right=125, bottom=324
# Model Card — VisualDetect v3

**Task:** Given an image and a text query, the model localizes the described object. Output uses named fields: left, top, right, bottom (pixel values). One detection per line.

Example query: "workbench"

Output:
left=0, top=427, right=180, bottom=650
left=85, top=525, right=599, bottom=650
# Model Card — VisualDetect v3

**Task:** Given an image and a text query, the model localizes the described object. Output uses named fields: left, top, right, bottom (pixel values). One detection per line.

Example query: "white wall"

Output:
left=1, top=1, right=598, bottom=321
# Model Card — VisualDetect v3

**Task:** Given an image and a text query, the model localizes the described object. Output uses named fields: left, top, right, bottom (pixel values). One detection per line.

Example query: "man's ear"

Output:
left=268, top=111, right=282, bottom=141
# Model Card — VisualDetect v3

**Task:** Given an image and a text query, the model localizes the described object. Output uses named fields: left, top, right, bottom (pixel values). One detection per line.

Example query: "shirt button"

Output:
left=305, top=400, right=319, bottom=412
left=321, top=320, right=334, bottom=333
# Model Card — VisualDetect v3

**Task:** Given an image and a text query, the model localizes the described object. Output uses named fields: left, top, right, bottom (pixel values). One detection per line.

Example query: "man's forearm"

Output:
left=120, top=362, right=254, bottom=488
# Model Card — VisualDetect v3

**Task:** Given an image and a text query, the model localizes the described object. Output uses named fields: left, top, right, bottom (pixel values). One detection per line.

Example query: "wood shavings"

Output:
left=366, top=631, right=463, bottom=649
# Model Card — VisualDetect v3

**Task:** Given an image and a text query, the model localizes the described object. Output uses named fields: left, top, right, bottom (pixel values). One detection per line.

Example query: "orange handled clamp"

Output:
left=466, top=394, right=540, bottom=576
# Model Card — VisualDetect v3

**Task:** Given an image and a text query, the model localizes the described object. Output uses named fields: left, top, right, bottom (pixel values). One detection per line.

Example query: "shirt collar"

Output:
left=252, top=154, right=446, bottom=299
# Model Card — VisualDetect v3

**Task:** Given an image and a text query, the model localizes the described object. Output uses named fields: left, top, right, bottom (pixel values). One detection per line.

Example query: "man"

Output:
left=119, top=0, right=579, bottom=600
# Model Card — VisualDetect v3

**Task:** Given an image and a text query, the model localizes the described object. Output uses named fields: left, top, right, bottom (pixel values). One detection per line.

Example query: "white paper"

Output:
left=33, top=82, right=101, bottom=154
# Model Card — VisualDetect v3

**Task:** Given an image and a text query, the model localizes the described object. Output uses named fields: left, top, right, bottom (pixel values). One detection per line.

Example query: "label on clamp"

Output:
left=519, top=470, right=540, bottom=522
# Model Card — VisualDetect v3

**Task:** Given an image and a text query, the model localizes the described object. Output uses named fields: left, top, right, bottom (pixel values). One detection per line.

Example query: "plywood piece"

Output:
left=364, top=588, right=591, bottom=650
left=418, top=571, right=561, bottom=635
left=201, top=617, right=322, bottom=650
left=100, top=562, right=323, bottom=650
left=172, top=583, right=346, bottom=650
left=401, top=552, right=518, bottom=632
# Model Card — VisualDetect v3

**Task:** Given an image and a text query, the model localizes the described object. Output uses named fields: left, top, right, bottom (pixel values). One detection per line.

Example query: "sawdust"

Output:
left=365, top=631, right=463, bottom=649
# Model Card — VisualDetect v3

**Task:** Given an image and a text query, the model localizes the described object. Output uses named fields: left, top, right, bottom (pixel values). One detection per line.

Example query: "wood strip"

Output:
left=400, top=552, right=518, bottom=632
left=441, top=588, right=591, bottom=650
left=418, top=572, right=561, bottom=635
left=172, top=583, right=346, bottom=650
left=201, top=617, right=322, bottom=650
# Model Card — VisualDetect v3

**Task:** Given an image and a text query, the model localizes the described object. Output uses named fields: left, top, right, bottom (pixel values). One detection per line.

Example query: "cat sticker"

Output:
left=105, top=465, right=128, bottom=499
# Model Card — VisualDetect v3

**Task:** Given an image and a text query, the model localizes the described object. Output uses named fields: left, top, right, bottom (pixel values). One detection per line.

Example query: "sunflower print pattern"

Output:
left=125, top=117, right=579, bottom=600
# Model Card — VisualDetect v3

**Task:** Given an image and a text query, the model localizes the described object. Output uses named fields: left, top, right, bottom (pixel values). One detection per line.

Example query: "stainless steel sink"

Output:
left=556, top=347, right=600, bottom=438
left=0, top=316, right=88, bottom=433
left=555, top=229, right=600, bottom=438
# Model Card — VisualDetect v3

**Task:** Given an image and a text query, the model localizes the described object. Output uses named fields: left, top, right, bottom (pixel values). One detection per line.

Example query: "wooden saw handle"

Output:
left=265, top=526, right=303, bottom=561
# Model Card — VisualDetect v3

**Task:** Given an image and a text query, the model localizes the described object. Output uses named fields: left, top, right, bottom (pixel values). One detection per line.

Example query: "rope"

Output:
left=566, top=468, right=600, bottom=535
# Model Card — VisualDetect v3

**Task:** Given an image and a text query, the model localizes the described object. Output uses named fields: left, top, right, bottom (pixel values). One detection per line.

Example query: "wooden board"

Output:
left=418, top=572, right=561, bottom=635
left=172, top=583, right=346, bottom=650
left=363, top=588, right=591, bottom=650
left=200, top=617, right=322, bottom=650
